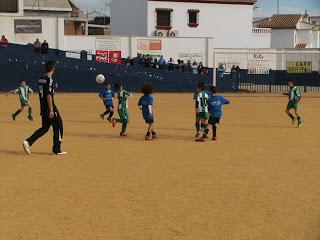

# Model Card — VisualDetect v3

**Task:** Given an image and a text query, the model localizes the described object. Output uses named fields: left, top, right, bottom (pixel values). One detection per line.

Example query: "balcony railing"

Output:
left=252, top=28, right=271, bottom=35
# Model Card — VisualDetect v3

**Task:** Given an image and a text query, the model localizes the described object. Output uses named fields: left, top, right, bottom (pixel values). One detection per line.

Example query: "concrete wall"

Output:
left=296, top=30, right=312, bottom=47
left=63, top=35, right=214, bottom=67
left=147, top=1, right=254, bottom=48
left=250, top=28, right=271, bottom=48
left=270, top=29, right=295, bottom=48
left=110, top=0, right=148, bottom=36
left=0, top=16, right=65, bottom=49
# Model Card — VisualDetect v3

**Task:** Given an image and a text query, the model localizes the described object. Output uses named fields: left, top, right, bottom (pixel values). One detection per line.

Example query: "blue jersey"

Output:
left=99, top=88, right=115, bottom=106
left=208, top=95, right=230, bottom=119
left=138, top=95, right=154, bottom=119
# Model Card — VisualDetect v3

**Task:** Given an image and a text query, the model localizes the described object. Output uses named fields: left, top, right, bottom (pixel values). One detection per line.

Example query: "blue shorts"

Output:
left=143, top=116, right=154, bottom=124
left=104, top=104, right=114, bottom=109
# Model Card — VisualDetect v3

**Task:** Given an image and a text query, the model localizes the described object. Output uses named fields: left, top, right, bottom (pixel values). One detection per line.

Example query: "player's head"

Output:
left=209, top=86, right=217, bottom=95
left=141, top=83, right=153, bottom=95
left=104, top=82, right=112, bottom=89
left=288, top=80, right=295, bottom=87
left=45, top=61, right=55, bottom=75
left=20, top=80, right=27, bottom=87
left=197, top=82, right=206, bottom=92
left=114, top=83, right=122, bottom=92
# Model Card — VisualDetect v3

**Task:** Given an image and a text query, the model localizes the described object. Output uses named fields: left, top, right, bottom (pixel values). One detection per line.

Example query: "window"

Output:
left=188, top=9, right=199, bottom=27
left=0, top=0, right=18, bottom=13
left=156, top=8, right=173, bottom=30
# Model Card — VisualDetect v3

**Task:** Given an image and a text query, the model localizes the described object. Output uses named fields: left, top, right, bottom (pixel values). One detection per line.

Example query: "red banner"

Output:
left=96, top=50, right=109, bottom=63
left=109, top=51, right=122, bottom=64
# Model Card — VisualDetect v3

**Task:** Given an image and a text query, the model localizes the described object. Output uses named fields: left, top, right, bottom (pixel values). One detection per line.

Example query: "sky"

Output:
left=73, top=0, right=320, bottom=17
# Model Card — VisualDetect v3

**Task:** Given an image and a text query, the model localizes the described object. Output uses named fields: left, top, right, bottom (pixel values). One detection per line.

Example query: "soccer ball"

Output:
left=96, top=74, right=105, bottom=84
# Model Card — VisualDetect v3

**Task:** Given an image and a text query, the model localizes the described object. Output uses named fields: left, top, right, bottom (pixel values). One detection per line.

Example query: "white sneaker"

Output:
left=22, top=140, right=31, bottom=155
left=53, top=151, right=68, bottom=155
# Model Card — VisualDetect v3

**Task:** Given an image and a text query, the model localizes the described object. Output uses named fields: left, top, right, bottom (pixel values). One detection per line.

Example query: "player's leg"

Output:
left=107, top=107, right=114, bottom=122
left=26, top=104, right=33, bottom=121
left=202, top=118, right=209, bottom=139
left=51, top=111, right=66, bottom=154
left=285, top=102, right=296, bottom=124
left=195, top=115, right=201, bottom=138
left=145, top=123, right=153, bottom=140
left=294, top=108, right=302, bottom=127
left=24, top=115, right=51, bottom=154
left=118, top=109, right=129, bottom=136
left=12, top=105, right=25, bottom=121
left=100, top=105, right=110, bottom=120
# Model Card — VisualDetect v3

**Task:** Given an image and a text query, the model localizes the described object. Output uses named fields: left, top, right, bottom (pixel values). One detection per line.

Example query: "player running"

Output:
left=194, top=82, right=210, bottom=142
left=204, top=86, right=230, bottom=141
left=112, top=83, right=132, bottom=137
left=6, top=80, right=34, bottom=121
left=284, top=80, right=302, bottom=128
left=138, top=83, right=157, bottom=141
left=99, top=82, right=115, bottom=123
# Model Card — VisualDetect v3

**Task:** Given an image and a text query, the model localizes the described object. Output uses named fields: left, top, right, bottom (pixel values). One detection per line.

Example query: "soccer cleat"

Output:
left=202, top=135, right=209, bottom=139
left=297, top=122, right=302, bottom=128
left=120, top=133, right=128, bottom=137
left=195, top=137, right=206, bottom=142
left=53, top=151, right=68, bottom=155
left=107, top=117, right=112, bottom=123
left=291, top=118, right=297, bottom=125
left=212, top=136, right=217, bottom=141
left=145, top=135, right=153, bottom=141
left=195, top=133, right=200, bottom=138
left=12, top=114, right=16, bottom=122
left=112, top=118, right=117, bottom=127
left=22, top=140, right=31, bottom=155
left=100, top=114, right=105, bottom=120
left=28, top=116, right=33, bottom=122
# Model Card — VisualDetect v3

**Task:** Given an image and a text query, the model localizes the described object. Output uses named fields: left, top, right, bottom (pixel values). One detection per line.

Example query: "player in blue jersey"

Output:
left=138, top=84, right=157, bottom=141
left=99, top=82, right=115, bottom=123
left=204, top=86, right=230, bottom=141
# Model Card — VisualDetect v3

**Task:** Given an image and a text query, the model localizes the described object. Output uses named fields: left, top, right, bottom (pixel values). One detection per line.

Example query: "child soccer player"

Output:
left=284, top=80, right=302, bottom=128
left=112, top=83, right=132, bottom=136
left=194, top=89, right=202, bottom=138
left=204, top=86, right=230, bottom=141
left=6, top=80, right=33, bottom=121
left=138, top=83, right=157, bottom=141
left=99, top=82, right=115, bottom=122
left=194, top=82, right=210, bottom=142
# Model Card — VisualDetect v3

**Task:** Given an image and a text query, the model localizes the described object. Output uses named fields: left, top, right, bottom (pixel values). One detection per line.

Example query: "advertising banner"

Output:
left=14, top=19, right=42, bottom=34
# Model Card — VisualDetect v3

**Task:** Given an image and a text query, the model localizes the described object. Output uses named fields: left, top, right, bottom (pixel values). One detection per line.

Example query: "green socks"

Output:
left=195, top=122, right=200, bottom=132
left=121, top=122, right=128, bottom=134
left=28, top=107, right=33, bottom=118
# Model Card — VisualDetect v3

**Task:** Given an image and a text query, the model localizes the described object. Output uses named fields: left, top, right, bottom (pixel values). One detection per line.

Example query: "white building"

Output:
left=110, top=0, right=270, bottom=48
left=255, top=12, right=320, bottom=49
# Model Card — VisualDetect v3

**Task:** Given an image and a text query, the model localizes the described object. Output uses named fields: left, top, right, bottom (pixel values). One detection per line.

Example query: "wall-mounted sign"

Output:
left=137, top=39, right=162, bottom=51
left=96, top=38, right=121, bottom=51
left=287, top=61, right=312, bottom=73
left=14, top=19, right=42, bottom=34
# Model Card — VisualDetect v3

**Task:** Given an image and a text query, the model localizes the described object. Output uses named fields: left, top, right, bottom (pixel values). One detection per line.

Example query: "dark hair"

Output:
left=197, top=82, right=206, bottom=91
left=114, top=83, right=122, bottom=92
left=141, top=83, right=153, bottom=95
left=104, top=82, right=112, bottom=87
left=210, top=86, right=217, bottom=94
left=44, top=61, right=55, bottom=73
left=288, top=80, right=295, bottom=85
left=20, top=79, right=27, bottom=84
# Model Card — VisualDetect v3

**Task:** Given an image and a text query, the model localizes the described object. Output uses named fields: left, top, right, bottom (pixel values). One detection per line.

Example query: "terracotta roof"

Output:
left=149, top=0, right=256, bottom=5
left=295, top=43, right=307, bottom=49
left=256, top=14, right=302, bottom=29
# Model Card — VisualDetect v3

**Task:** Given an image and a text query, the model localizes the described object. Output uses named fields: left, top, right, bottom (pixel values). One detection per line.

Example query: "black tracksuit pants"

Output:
left=27, top=111, right=63, bottom=154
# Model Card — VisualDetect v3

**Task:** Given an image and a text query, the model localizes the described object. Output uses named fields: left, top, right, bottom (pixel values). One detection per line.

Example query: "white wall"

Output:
left=270, top=29, right=295, bottom=48
left=63, top=35, right=214, bottom=67
left=250, top=28, right=271, bottom=48
left=296, top=30, right=311, bottom=47
left=147, top=1, right=254, bottom=48
left=110, top=0, right=148, bottom=36
left=0, top=16, right=64, bottom=49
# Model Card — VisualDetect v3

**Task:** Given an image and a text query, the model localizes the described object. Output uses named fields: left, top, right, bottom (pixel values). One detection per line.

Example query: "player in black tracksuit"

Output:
left=23, top=61, right=67, bottom=155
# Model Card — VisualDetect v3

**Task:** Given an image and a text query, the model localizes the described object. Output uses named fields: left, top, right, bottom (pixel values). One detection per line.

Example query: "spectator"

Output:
left=33, top=38, right=41, bottom=53
left=125, top=56, right=133, bottom=66
left=185, top=60, right=192, bottom=73
left=167, top=58, right=175, bottom=71
left=217, top=64, right=225, bottom=78
left=41, top=40, right=49, bottom=54
left=230, top=65, right=237, bottom=80
left=192, top=61, right=198, bottom=74
left=152, top=58, right=158, bottom=68
left=198, top=62, right=204, bottom=75
left=177, top=59, right=185, bottom=72
left=235, top=66, right=241, bottom=79
left=158, top=55, right=166, bottom=69
left=0, top=35, right=9, bottom=48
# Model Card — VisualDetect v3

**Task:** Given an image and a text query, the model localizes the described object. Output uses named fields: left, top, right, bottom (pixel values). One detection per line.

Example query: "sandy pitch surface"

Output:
left=0, top=93, right=320, bottom=240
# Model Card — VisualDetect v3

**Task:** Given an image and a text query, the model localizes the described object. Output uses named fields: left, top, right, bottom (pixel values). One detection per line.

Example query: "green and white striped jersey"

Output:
left=117, top=90, right=132, bottom=110
left=14, top=86, right=33, bottom=103
left=288, top=86, right=301, bottom=101
left=195, top=91, right=209, bottom=113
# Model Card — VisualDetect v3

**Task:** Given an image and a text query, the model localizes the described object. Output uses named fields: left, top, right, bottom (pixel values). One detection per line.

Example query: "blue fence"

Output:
left=0, top=44, right=213, bottom=93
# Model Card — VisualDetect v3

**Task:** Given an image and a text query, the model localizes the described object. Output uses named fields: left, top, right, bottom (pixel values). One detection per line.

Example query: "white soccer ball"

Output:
left=96, top=74, right=105, bottom=84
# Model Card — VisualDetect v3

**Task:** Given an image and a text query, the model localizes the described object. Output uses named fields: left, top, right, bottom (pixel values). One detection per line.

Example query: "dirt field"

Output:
left=1, top=93, right=320, bottom=240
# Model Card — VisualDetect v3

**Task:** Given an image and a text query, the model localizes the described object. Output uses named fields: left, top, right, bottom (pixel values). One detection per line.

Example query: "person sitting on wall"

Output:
left=185, top=60, right=192, bottom=73
left=125, top=56, right=133, bottom=66
left=178, top=59, right=185, bottom=72
left=158, top=55, right=166, bottom=69
left=217, top=64, right=225, bottom=78
left=33, top=38, right=41, bottom=53
left=192, top=61, right=198, bottom=74
left=0, top=35, right=9, bottom=48
left=198, top=62, right=204, bottom=75
left=167, top=58, right=175, bottom=71
left=41, top=40, right=49, bottom=54
left=230, top=65, right=237, bottom=80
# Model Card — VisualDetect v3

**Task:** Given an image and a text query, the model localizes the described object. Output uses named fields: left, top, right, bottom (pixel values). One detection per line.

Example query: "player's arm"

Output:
left=283, top=92, right=289, bottom=96
left=138, top=98, right=142, bottom=110
left=195, top=99, right=200, bottom=113
left=6, top=89, right=17, bottom=96
left=148, top=98, right=154, bottom=115
left=29, top=87, right=34, bottom=95
left=222, top=97, right=230, bottom=105
left=125, top=91, right=133, bottom=97
left=43, top=79, right=54, bottom=119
